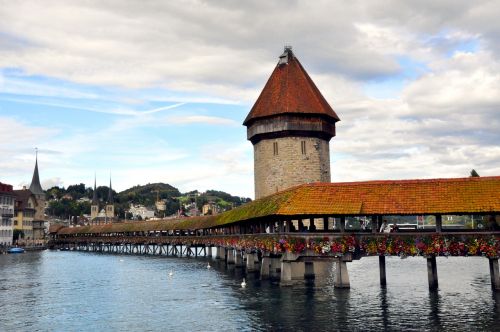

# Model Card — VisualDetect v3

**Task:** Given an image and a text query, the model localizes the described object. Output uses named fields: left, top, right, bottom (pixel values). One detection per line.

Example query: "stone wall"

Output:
left=254, top=136, right=331, bottom=198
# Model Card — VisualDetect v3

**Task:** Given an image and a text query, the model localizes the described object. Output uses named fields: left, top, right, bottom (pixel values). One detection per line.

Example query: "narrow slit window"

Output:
left=273, top=142, right=278, bottom=156
left=301, top=141, right=306, bottom=155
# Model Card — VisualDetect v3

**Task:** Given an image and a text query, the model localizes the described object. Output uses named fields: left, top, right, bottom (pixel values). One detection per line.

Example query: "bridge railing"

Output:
left=52, top=231, right=500, bottom=259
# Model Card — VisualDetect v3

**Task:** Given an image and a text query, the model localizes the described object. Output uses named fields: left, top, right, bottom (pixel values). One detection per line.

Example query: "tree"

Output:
left=470, top=169, right=480, bottom=177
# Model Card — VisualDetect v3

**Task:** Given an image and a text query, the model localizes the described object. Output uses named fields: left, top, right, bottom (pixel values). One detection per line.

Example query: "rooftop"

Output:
left=243, top=47, right=340, bottom=126
left=54, top=176, right=500, bottom=235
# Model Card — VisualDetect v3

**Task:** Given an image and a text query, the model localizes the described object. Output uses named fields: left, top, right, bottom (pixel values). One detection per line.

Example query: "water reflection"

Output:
left=0, top=252, right=499, bottom=331
left=428, top=291, right=442, bottom=330
left=379, top=286, right=389, bottom=330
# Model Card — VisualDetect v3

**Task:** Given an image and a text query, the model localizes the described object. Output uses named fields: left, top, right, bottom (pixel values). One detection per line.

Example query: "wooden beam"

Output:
left=436, top=214, right=442, bottom=233
left=339, top=216, right=346, bottom=233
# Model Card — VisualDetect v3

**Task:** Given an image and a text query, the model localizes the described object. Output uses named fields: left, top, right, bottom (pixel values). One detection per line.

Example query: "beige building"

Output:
left=243, top=47, right=340, bottom=199
left=202, top=201, right=219, bottom=215
left=13, top=188, right=36, bottom=241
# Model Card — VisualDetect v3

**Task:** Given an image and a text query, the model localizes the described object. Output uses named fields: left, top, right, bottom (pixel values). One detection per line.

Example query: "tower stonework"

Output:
left=244, top=47, right=340, bottom=199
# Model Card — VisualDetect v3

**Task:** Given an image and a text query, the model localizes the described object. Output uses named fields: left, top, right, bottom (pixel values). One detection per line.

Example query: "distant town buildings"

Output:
left=202, top=201, right=219, bottom=215
left=128, top=204, right=155, bottom=220
left=0, top=182, right=15, bottom=246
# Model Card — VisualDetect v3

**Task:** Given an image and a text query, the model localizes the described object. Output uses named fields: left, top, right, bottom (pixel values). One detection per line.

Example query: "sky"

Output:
left=1, top=0, right=500, bottom=199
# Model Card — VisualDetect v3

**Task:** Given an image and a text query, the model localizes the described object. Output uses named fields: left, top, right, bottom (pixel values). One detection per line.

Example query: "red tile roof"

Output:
left=218, top=176, right=500, bottom=223
left=243, top=50, right=340, bottom=126
left=56, top=176, right=500, bottom=236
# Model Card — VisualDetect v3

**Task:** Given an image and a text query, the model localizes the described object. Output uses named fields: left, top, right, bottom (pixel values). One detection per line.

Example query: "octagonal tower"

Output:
left=244, top=47, right=340, bottom=199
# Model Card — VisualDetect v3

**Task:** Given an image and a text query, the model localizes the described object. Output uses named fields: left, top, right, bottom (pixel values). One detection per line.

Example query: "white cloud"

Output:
left=1, top=1, right=500, bottom=198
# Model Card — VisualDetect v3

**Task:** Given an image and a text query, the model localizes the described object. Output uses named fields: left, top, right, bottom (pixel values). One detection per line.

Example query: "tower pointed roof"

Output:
left=29, top=149, right=45, bottom=196
left=92, top=174, right=99, bottom=205
left=107, top=177, right=113, bottom=204
left=243, top=47, right=340, bottom=126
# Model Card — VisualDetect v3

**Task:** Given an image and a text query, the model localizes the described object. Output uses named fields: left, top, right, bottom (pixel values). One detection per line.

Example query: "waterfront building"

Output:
left=244, top=46, right=340, bottom=199
left=0, top=182, right=15, bottom=246
left=13, top=188, right=36, bottom=241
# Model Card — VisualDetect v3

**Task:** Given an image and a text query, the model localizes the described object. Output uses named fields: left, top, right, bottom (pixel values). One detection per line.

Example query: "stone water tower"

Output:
left=244, top=47, right=340, bottom=199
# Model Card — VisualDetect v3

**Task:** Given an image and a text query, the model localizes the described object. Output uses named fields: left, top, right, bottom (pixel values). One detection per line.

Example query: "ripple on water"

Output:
left=0, top=252, right=499, bottom=331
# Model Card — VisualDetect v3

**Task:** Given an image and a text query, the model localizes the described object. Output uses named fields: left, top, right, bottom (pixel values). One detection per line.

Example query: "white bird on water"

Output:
left=207, top=262, right=211, bottom=269
left=241, top=278, right=247, bottom=288
left=168, top=270, right=174, bottom=277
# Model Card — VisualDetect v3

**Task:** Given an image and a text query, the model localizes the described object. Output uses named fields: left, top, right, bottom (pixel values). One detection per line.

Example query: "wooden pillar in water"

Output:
left=227, top=249, right=235, bottom=264
left=334, top=259, right=350, bottom=288
left=235, top=250, right=243, bottom=267
left=261, top=256, right=271, bottom=278
left=246, top=253, right=257, bottom=271
left=379, top=256, right=387, bottom=286
left=427, top=256, right=438, bottom=290
left=489, top=258, right=500, bottom=291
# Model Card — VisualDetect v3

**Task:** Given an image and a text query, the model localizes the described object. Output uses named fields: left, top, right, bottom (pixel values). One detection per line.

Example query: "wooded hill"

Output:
left=45, top=182, right=251, bottom=219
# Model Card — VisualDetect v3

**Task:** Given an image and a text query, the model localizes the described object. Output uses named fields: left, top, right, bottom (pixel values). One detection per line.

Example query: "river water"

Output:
left=0, top=250, right=499, bottom=331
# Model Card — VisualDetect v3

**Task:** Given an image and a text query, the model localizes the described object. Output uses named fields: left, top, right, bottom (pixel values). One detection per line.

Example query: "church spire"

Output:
left=92, top=173, right=99, bottom=205
left=107, top=176, right=113, bottom=204
left=29, top=148, right=44, bottom=196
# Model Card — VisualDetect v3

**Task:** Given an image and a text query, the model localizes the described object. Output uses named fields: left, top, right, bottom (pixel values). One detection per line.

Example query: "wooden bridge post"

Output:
left=312, top=260, right=334, bottom=283
left=379, top=256, right=387, bottom=286
left=227, top=249, right=235, bottom=264
left=435, top=214, right=442, bottom=233
left=235, top=250, right=243, bottom=267
left=339, top=216, right=346, bottom=233
left=261, top=255, right=271, bottom=278
left=246, top=253, right=258, bottom=271
left=489, top=258, right=500, bottom=291
left=334, top=259, right=350, bottom=288
left=427, top=256, right=438, bottom=290
left=371, top=216, right=378, bottom=233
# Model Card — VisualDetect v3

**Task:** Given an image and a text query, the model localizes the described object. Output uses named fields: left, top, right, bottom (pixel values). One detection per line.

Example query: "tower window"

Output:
left=301, top=141, right=306, bottom=155
left=273, top=142, right=278, bottom=156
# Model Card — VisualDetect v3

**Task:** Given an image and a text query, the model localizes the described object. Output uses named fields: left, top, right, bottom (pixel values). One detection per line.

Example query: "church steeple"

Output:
left=105, top=175, right=115, bottom=221
left=92, top=174, right=98, bottom=205
left=107, top=177, right=113, bottom=204
left=29, top=148, right=44, bottom=196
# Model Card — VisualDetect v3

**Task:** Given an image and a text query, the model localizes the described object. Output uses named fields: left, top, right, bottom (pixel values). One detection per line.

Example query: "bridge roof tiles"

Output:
left=56, top=176, right=500, bottom=235
left=216, top=176, right=500, bottom=225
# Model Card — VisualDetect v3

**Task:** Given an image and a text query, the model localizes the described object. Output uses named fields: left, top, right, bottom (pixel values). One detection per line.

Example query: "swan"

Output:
left=241, top=278, right=247, bottom=288
left=168, top=270, right=174, bottom=277
left=207, top=262, right=211, bottom=269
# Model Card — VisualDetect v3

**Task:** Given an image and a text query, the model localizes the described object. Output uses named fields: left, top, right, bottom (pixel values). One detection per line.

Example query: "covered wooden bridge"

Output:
left=50, top=176, right=500, bottom=290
